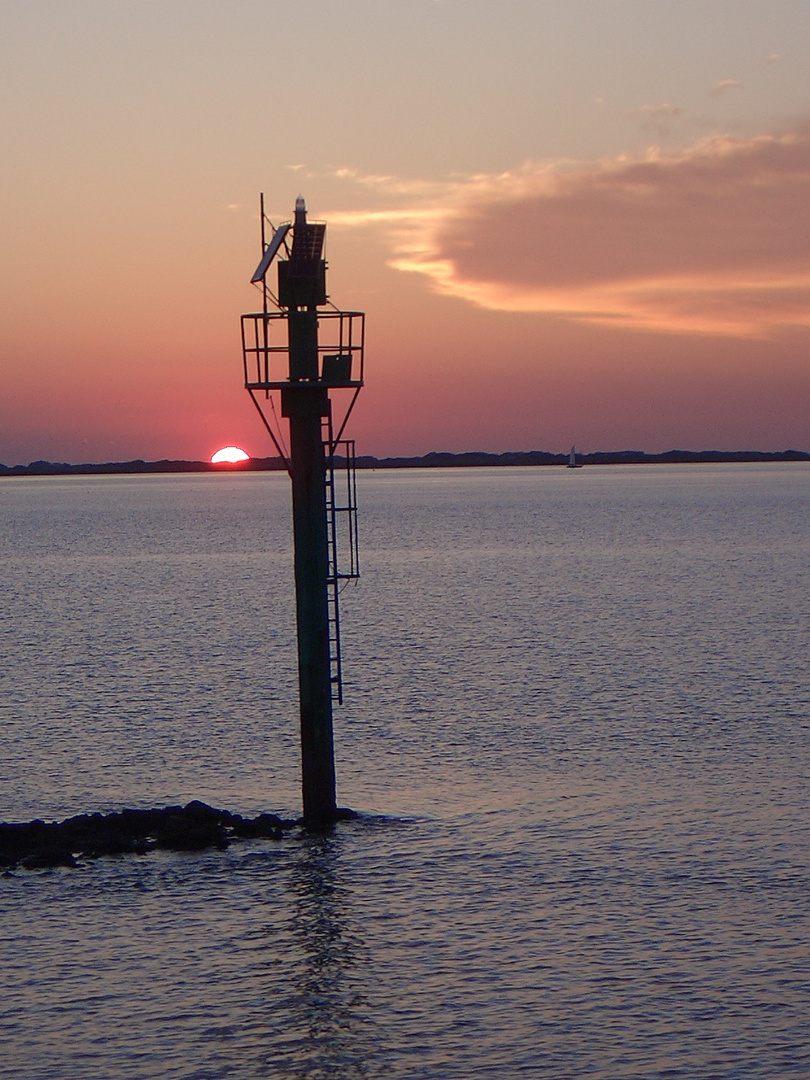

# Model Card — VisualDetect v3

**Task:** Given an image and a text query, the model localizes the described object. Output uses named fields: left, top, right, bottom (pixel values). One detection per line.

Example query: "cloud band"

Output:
left=335, top=129, right=810, bottom=338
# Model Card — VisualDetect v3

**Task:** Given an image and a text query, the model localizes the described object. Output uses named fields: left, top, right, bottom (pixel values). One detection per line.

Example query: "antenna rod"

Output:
left=260, top=192, right=268, bottom=318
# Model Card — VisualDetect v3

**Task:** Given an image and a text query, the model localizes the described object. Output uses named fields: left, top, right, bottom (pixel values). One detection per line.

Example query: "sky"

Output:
left=1, top=0, right=809, bottom=463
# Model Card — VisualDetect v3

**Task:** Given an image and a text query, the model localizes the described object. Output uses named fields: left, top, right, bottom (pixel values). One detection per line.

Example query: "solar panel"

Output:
left=250, top=223, right=291, bottom=283
left=291, top=222, right=326, bottom=263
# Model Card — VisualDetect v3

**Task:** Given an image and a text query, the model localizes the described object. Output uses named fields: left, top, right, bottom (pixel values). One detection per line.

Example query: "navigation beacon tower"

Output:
left=241, top=195, right=364, bottom=827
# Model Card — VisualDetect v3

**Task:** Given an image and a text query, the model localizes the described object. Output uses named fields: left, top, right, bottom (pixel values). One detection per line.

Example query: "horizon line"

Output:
left=2, top=448, right=809, bottom=475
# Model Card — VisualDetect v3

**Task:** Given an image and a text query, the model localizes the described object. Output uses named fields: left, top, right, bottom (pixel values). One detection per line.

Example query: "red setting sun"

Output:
left=211, top=447, right=249, bottom=464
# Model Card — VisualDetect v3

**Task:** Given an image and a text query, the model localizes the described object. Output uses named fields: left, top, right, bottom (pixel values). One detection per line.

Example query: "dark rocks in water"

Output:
left=229, top=812, right=287, bottom=840
left=155, top=812, right=229, bottom=852
left=0, top=801, right=299, bottom=871
left=20, top=849, right=78, bottom=870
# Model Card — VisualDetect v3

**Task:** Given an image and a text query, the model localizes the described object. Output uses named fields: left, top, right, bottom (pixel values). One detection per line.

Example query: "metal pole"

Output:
left=282, top=315, right=337, bottom=827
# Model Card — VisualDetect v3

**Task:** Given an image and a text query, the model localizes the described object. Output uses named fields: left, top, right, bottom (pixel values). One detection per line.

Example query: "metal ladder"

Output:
left=322, top=415, right=360, bottom=704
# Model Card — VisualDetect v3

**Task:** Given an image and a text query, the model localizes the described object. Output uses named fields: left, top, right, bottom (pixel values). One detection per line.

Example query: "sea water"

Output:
left=1, top=465, right=808, bottom=1079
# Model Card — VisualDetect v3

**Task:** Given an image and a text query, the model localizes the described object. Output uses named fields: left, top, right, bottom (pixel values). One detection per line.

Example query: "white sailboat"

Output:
left=567, top=445, right=583, bottom=468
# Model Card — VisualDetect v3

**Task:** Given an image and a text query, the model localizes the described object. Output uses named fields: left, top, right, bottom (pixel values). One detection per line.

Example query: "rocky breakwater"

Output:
left=0, top=801, right=301, bottom=870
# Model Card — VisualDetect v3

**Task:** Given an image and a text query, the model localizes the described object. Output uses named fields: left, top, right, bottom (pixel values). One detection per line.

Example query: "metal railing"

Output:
left=242, top=309, right=365, bottom=389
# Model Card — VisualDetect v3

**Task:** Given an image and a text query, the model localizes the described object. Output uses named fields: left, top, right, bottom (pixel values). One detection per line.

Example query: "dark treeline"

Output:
left=355, top=448, right=810, bottom=468
left=1, top=449, right=808, bottom=476
left=0, top=457, right=286, bottom=476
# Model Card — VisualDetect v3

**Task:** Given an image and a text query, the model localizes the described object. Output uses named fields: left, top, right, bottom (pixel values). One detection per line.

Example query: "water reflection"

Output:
left=277, top=830, right=375, bottom=1078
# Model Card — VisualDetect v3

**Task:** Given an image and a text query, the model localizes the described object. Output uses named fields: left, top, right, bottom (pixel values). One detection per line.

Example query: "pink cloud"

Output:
left=712, top=79, right=741, bottom=95
left=346, top=129, right=810, bottom=337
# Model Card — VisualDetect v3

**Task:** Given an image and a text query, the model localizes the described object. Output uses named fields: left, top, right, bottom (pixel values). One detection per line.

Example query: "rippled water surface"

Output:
left=1, top=465, right=808, bottom=1078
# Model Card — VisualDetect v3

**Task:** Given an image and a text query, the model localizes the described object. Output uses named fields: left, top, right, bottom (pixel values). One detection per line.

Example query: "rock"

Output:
left=230, top=812, right=285, bottom=839
left=0, top=801, right=318, bottom=868
left=155, top=814, right=230, bottom=852
left=20, top=849, right=77, bottom=870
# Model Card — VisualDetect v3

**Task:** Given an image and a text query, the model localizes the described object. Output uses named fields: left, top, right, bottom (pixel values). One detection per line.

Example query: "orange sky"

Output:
left=1, top=1, right=808, bottom=464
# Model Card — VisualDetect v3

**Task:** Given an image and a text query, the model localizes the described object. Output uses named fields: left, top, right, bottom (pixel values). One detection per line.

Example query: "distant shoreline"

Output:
left=1, top=449, right=808, bottom=476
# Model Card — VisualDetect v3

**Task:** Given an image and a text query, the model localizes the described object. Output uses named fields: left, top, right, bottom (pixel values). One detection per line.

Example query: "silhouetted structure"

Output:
left=241, top=196, right=364, bottom=827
